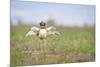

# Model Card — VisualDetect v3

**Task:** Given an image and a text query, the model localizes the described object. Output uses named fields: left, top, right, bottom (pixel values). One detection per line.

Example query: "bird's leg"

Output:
left=43, top=39, right=48, bottom=53
left=38, top=39, right=44, bottom=53
left=38, top=38, right=48, bottom=53
left=38, top=39, right=42, bottom=51
left=38, top=39, right=43, bottom=53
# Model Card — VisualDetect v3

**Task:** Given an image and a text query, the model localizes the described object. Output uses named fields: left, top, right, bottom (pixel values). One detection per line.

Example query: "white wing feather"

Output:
left=25, top=26, right=39, bottom=37
left=31, top=26, right=39, bottom=31
left=46, top=26, right=56, bottom=31
left=25, top=30, right=36, bottom=37
left=47, top=31, right=61, bottom=35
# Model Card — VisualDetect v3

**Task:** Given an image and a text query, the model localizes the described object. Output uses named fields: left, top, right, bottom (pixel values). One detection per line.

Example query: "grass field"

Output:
left=10, top=24, right=95, bottom=66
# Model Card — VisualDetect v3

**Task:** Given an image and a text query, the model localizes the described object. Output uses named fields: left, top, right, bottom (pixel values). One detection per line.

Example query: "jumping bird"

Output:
left=26, top=21, right=60, bottom=40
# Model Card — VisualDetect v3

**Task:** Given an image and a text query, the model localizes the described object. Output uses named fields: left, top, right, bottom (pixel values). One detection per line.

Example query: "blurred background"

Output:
left=11, top=0, right=95, bottom=27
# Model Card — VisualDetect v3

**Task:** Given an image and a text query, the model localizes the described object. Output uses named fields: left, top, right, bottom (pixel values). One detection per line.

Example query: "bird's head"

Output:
left=40, top=21, right=46, bottom=26
left=40, top=21, right=46, bottom=29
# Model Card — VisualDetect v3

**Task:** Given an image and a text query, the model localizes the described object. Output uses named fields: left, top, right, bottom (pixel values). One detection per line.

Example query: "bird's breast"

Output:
left=38, top=29, right=47, bottom=38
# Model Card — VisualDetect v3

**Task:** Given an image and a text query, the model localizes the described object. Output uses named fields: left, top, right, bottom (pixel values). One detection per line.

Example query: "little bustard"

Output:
left=26, top=21, right=60, bottom=40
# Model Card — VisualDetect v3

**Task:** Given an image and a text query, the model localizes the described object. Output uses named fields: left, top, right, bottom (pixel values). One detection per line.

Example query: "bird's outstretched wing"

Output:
left=25, top=26, right=39, bottom=37
left=47, top=31, right=61, bottom=36
left=46, top=26, right=61, bottom=36
left=31, top=26, right=39, bottom=32
left=46, top=26, right=56, bottom=31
